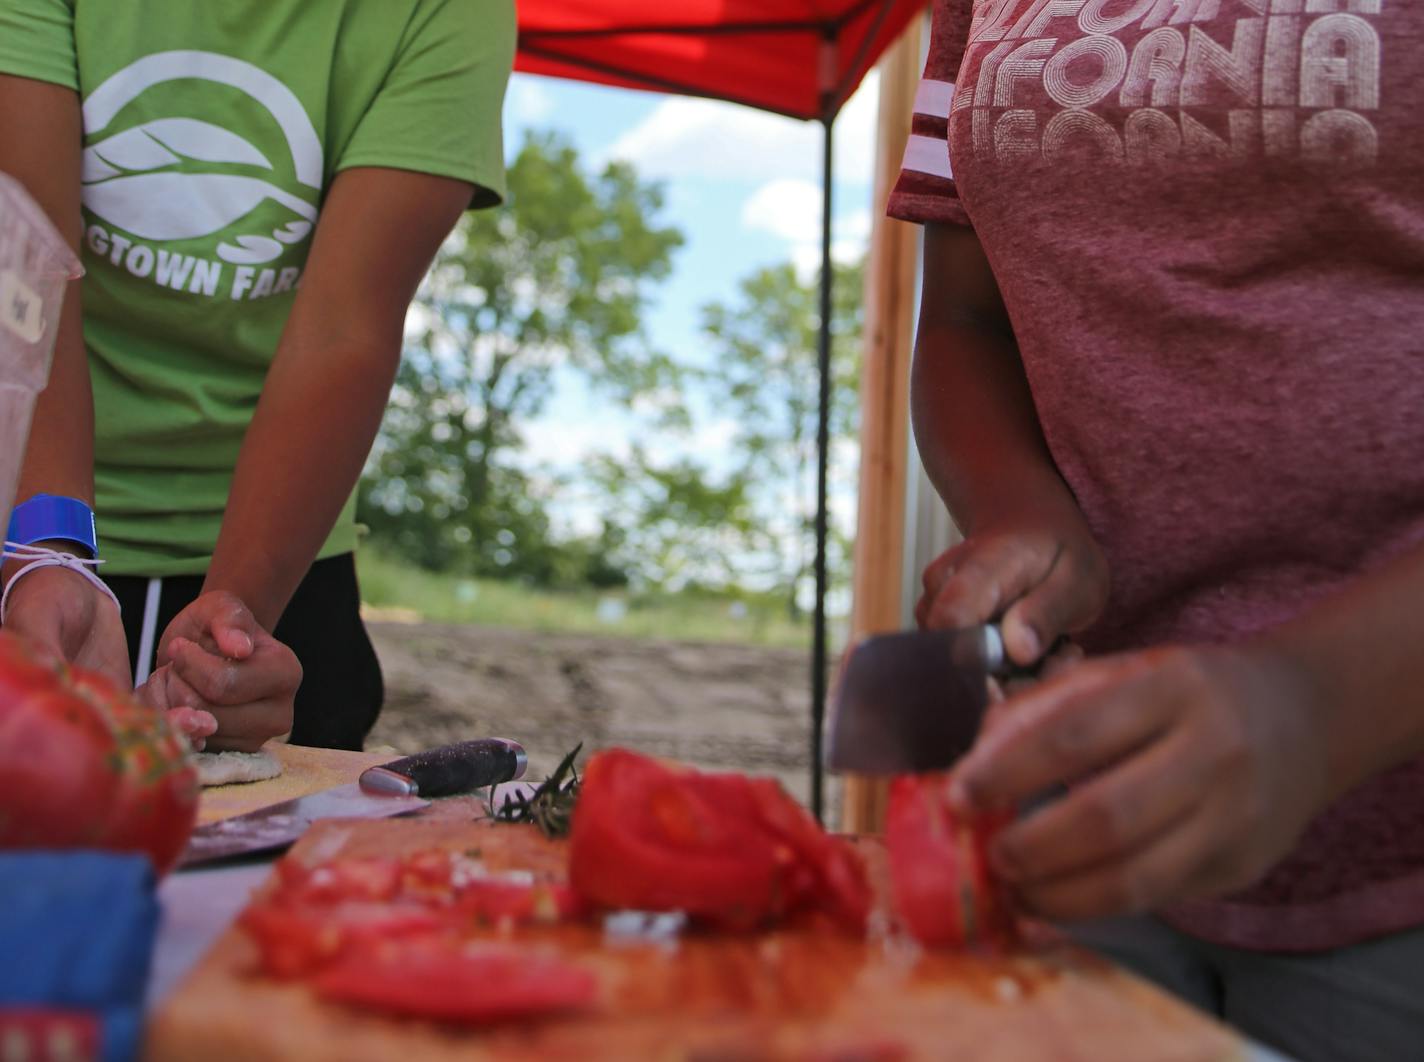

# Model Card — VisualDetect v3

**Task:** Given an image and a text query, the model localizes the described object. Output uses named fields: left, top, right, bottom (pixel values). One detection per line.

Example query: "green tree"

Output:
left=583, top=447, right=765, bottom=591
left=360, top=132, right=684, bottom=580
left=699, top=259, right=865, bottom=615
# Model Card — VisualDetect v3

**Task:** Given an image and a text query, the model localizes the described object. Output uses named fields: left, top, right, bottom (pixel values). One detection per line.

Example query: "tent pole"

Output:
left=811, top=111, right=834, bottom=824
left=842, top=14, right=924, bottom=833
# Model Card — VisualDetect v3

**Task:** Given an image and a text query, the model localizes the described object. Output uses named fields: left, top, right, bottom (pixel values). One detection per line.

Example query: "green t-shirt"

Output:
left=0, top=0, right=513, bottom=575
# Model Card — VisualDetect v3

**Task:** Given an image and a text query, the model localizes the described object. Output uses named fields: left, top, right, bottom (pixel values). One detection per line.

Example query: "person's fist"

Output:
left=148, top=591, right=301, bottom=752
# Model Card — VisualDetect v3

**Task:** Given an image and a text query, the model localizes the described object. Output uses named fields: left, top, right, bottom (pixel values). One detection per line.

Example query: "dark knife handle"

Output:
left=360, top=738, right=527, bottom=797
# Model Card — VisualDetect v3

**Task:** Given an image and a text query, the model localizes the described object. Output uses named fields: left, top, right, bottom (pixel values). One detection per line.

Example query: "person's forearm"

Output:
left=0, top=76, right=92, bottom=507
left=0, top=77, right=93, bottom=587
left=1257, top=540, right=1424, bottom=803
left=17, top=318, right=94, bottom=504
left=203, top=167, right=469, bottom=632
left=911, top=225, right=1081, bottom=535
left=911, top=313, right=1077, bottom=532
left=203, top=327, right=399, bottom=630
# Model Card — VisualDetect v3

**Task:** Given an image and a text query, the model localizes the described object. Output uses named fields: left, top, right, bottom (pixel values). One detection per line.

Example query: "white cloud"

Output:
left=506, top=74, right=556, bottom=126
left=740, top=179, right=824, bottom=245
left=604, top=72, right=880, bottom=187
left=742, top=179, right=874, bottom=277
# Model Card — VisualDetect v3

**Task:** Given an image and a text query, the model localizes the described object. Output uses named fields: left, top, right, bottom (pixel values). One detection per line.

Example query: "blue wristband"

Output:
left=6, top=494, right=99, bottom=558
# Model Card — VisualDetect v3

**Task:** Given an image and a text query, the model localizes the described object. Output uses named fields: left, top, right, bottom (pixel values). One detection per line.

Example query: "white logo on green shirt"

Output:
left=79, top=50, right=322, bottom=301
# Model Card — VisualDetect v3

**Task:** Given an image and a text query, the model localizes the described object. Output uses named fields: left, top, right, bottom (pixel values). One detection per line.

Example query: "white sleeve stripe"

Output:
left=912, top=79, right=955, bottom=120
left=901, top=134, right=953, bottom=180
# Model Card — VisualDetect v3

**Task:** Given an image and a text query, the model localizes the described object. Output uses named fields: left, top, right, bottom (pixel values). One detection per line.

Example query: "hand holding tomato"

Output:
left=0, top=632, right=197, bottom=874
left=949, top=646, right=1329, bottom=921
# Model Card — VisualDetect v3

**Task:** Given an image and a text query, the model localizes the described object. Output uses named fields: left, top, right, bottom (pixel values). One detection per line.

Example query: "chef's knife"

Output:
left=825, top=625, right=1033, bottom=775
left=177, top=737, right=527, bottom=869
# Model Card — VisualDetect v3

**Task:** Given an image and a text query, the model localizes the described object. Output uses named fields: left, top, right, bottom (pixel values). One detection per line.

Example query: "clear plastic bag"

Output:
left=0, top=172, right=83, bottom=535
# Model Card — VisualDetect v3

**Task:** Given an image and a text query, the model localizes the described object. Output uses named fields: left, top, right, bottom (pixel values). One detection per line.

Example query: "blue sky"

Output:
left=493, top=72, right=882, bottom=549
left=503, top=72, right=880, bottom=361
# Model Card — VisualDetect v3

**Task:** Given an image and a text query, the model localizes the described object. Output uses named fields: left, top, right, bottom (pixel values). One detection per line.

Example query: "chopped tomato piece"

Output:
left=273, top=853, right=403, bottom=903
left=241, top=901, right=454, bottom=977
left=745, top=777, right=871, bottom=933
left=314, top=942, right=599, bottom=1024
left=886, top=774, right=1017, bottom=948
left=279, top=856, right=403, bottom=904
left=803, top=1040, right=909, bottom=1062
left=240, top=904, right=343, bottom=978
left=569, top=748, right=869, bottom=932
left=456, top=879, right=585, bottom=927
left=569, top=751, right=782, bottom=929
left=400, top=848, right=457, bottom=894
left=241, top=846, right=591, bottom=980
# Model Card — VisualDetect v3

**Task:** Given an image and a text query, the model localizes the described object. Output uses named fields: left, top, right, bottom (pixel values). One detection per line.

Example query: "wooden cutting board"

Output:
left=147, top=817, right=1248, bottom=1062
left=197, top=744, right=390, bottom=825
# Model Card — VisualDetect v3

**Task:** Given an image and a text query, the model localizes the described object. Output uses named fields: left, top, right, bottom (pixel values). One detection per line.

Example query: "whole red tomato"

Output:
left=0, top=632, right=198, bottom=874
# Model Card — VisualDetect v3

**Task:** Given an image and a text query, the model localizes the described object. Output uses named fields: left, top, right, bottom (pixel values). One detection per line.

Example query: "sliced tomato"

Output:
left=569, top=750, right=781, bottom=929
left=569, top=748, right=869, bottom=932
left=456, top=879, right=584, bottom=927
left=885, top=774, right=1016, bottom=949
left=314, top=942, right=599, bottom=1024
left=244, top=848, right=590, bottom=979
left=802, top=1040, right=909, bottom=1062
left=745, top=778, right=871, bottom=933
left=400, top=848, right=457, bottom=895
left=241, top=901, right=454, bottom=978
left=273, top=855, right=402, bottom=904
left=240, top=904, right=343, bottom=978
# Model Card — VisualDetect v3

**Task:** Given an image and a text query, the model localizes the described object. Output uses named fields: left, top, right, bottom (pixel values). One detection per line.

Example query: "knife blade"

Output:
left=178, top=737, right=528, bottom=868
left=825, top=625, right=1018, bottom=775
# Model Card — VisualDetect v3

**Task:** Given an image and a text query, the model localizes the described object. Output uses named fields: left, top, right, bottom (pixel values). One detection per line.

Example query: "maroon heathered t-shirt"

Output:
left=889, top=0, right=1424, bottom=952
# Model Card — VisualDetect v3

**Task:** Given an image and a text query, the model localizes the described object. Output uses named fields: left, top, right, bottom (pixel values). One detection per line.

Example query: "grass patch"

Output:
left=356, top=548, right=814, bottom=648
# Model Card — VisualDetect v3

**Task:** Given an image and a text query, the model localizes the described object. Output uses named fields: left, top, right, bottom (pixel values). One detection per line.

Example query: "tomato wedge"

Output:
left=886, top=774, right=1016, bottom=948
left=241, top=901, right=454, bottom=978
left=568, top=748, right=870, bottom=932
left=314, top=942, right=598, bottom=1024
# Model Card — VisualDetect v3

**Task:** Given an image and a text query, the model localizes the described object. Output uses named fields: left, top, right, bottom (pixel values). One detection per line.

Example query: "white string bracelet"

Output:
left=0, top=541, right=122, bottom=625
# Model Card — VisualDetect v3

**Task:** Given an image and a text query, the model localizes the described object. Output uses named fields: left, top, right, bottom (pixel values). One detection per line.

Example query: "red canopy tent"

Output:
left=514, top=1, right=926, bottom=820
left=517, top=0, right=925, bottom=121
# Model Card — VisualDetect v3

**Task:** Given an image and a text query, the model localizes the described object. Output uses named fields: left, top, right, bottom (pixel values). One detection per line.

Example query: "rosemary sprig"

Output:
left=488, top=743, right=582, bottom=838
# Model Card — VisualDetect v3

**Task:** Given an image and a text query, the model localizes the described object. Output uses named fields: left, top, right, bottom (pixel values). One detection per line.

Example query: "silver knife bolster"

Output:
left=359, top=766, right=419, bottom=796
left=981, top=624, right=1007, bottom=674
left=947, top=624, right=1008, bottom=675
left=970, top=624, right=1070, bottom=680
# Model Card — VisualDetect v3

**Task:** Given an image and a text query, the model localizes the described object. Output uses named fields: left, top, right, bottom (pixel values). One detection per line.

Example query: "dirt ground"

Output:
left=364, top=619, right=835, bottom=812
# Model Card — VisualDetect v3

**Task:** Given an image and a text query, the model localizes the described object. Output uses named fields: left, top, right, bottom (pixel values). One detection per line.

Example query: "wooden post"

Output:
left=840, top=15, right=924, bottom=834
